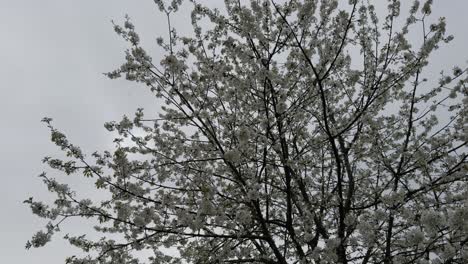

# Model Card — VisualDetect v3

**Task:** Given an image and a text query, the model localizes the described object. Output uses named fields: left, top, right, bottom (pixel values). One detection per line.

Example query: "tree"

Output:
left=26, top=0, right=468, bottom=263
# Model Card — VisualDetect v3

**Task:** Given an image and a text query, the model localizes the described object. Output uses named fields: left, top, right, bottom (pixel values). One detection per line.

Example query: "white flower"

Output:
left=421, top=210, right=444, bottom=231
left=224, top=149, right=241, bottom=163
left=29, top=231, right=52, bottom=248
left=247, top=183, right=261, bottom=200
left=238, top=127, right=250, bottom=145
left=344, top=214, right=356, bottom=226
left=405, top=228, right=425, bottom=246
left=235, top=209, right=251, bottom=225
left=156, top=37, right=164, bottom=45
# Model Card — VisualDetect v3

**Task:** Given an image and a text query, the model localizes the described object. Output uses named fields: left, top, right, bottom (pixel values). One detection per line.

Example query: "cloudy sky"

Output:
left=1, top=0, right=467, bottom=263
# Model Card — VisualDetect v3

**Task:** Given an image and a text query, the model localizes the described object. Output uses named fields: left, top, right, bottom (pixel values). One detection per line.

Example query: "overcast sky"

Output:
left=1, top=1, right=467, bottom=263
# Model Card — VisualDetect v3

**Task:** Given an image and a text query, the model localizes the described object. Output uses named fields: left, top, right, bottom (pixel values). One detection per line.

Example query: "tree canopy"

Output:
left=27, top=0, right=468, bottom=263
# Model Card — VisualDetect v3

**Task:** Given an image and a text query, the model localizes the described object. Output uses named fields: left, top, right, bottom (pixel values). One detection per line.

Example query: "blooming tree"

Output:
left=27, top=0, right=468, bottom=263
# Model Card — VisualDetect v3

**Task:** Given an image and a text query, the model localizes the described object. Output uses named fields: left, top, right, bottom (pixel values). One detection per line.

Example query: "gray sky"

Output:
left=0, top=0, right=467, bottom=263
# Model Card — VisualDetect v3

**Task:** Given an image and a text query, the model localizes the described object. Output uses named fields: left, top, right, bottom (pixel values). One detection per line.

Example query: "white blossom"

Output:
left=27, top=1, right=468, bottom=263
